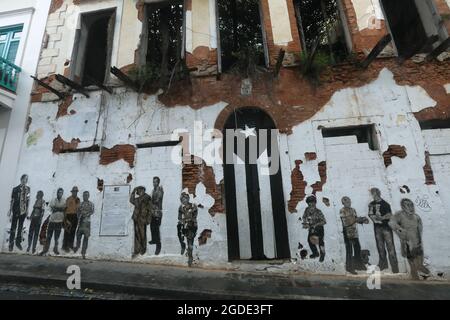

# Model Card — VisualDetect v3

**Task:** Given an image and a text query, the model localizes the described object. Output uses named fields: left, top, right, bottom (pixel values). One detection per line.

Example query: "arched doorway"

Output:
left=223, top=107, right=290, bottom=261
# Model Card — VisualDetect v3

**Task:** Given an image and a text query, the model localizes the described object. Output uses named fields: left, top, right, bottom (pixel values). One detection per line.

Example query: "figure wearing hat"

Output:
left=62, top=186, right=80, bottom=253
left=301, top=196, right=327, bottom=262
left=130, top=186, right=152, bottom=257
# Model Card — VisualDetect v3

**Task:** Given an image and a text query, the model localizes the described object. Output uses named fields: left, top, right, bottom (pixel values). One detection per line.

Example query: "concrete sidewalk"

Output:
left=1, top=253, right=450, bottom=300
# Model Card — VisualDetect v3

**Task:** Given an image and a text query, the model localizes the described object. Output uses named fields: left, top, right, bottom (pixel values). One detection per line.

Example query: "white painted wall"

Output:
left=283, top=69, right=450, bottom=276
left=6, top=68, right=450, bottom=278
left=0, top=0, right=52, bottom=247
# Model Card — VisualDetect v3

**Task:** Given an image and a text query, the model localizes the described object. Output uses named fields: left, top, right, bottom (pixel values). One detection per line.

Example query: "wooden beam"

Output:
left=30, top=76, right=66, bottom=100
left=273, top=49, right=286, bottom=78
left=110, top=66, right=139, bottom=91
left=426, top=37, right=450, bottom=62
left=360, top=34, right=392, bottom=69
left=85, top=75, right=113, bottom=94
left=55, top=74, right=90, bottom=98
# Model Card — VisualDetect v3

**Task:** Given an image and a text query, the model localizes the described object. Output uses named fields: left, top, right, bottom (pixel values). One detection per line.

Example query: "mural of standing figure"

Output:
left=74, top=191, right=94, bottom=259
left=340, top=196, right=369, bottom=274
left=389, top=199, right=431, bottom=280
left=368, top=188, right=399, bottom=273
left=149, top=177, right=164, bottom=255
left=130, top=186, right=152, bottom=258
left=178, top=193, right=198, bottom=267
left=27, top=191, right=46, bottom=254
left=39, top=188, right=66, bottom=256
left=62, top=186, right=80, bottom=253
left=301, top=196, right=327, bottom=262
left=8, top=174, right=30, bottom=252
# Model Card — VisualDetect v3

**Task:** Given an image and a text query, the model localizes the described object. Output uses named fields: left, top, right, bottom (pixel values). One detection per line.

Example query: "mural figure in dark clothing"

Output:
left=340, top=196, right=369, bottom=274
left=130, top=186, right=152, bottom=258
left=368, top=188, right=399, bottom=273
left=149, top=177, right=164, bottom=255
left=178, top=193, right=198, bottom=267
left=8, top=174, right=30, bottom=252
left=27, top=191, right=46, bottom=254
left=301, top=196, right=327, bottom=262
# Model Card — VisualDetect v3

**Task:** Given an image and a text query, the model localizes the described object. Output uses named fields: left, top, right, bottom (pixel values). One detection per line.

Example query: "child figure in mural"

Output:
left=40, top=188, right=66, bottom=256
left=340, top=196, right=369, bottom=274
left=74, top=191, right=94, bottom=259
left=149, top=177, right=164, bottom=255
left=62, top=186, right=80, bottom=253
left=178, top=193, right=198, bottom=267
left=27, top=191, right=46, bottom=254
left=130, top=186, right=152, bottom=258
left=368, top=188, right=399, bottom=273
left=8, top=174, right=30, bottom=252
left=301, top=196, right=327, bottom=262
left=389, top=199, right=431, bottom=280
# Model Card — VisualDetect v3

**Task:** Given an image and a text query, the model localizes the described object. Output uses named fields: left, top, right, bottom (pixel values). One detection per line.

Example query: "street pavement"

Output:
left=1, top=253, right=450, bottom=300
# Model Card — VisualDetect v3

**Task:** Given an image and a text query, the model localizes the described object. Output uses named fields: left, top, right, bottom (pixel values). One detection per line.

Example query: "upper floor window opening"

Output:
left=139, top=0, right=185, bottom=88
left=293, top=0, right=349, bottom=64
left=70, top=8, right=116, bottom=87
left=380, top=0, right=449, bottom=58
left=217, top=0, right=268, bottom=75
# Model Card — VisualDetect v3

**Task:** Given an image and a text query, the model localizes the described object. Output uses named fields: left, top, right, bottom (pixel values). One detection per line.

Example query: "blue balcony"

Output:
left=0, top=57, right=21, bottom=93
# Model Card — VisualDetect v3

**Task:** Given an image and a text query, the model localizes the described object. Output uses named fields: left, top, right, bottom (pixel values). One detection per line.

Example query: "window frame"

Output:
left=140, top=0, right=187, bottom=69
left=292, top=0, right=351, bottom=59
left=379, top=0, right=449, bottom=57
left=69, top=8, right=117, bottom=86
left=0, top=24, right=24, bottom=63
left=216, top=0, right=270, bottom=73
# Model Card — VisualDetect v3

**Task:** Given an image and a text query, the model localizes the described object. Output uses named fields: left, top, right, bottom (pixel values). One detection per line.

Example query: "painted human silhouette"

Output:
left=178, top=193, right=198, bottom=267
left=368, top=188, right=399, bottom=273
left=389, top=199, right=431, bottom=280
left=8, top=174, right=30, bottom=252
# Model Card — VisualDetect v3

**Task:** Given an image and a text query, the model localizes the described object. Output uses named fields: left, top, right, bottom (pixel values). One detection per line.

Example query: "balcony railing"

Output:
left=0, top=57, right=21, bottom=93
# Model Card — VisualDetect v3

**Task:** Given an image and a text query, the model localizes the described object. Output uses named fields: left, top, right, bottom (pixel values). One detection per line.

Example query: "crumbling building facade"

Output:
left=1, top=0, right=450, bottom=278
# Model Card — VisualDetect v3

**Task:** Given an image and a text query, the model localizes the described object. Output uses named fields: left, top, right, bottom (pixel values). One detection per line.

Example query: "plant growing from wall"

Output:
left=127, top=60, right=190, bottom=94
left=298, top=49, right=331, bottom=85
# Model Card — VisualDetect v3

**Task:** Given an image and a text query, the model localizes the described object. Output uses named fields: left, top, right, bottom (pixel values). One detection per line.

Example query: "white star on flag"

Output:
left=241, top=125, right=256, bottom=138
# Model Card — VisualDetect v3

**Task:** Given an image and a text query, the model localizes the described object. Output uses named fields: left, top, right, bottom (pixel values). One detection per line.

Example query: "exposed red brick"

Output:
left=156, top=59, right=450, bottom=135
left=383, top=145, right=407, bottom=167
left=56, top=96, right=74, bottom=118
left=49, top=0, right=64, bottom=14
left=186, top=46, right=218, bottom=72
left=287, top=160, right=307, bottom=213
left=198, top=229, right=212, bottom=246
left=423, top=152, right=436, bottom=185
left=311, top=161, right=327, bottom=194
left=182, top=156, right=224, bottom=215
left=304, top=152, right=317, bottom=161
left=259, top=0, right=302, bottom=65
left=52, top=135, right=81, bottom=154
left=100, top=145, right=136, bottom=168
